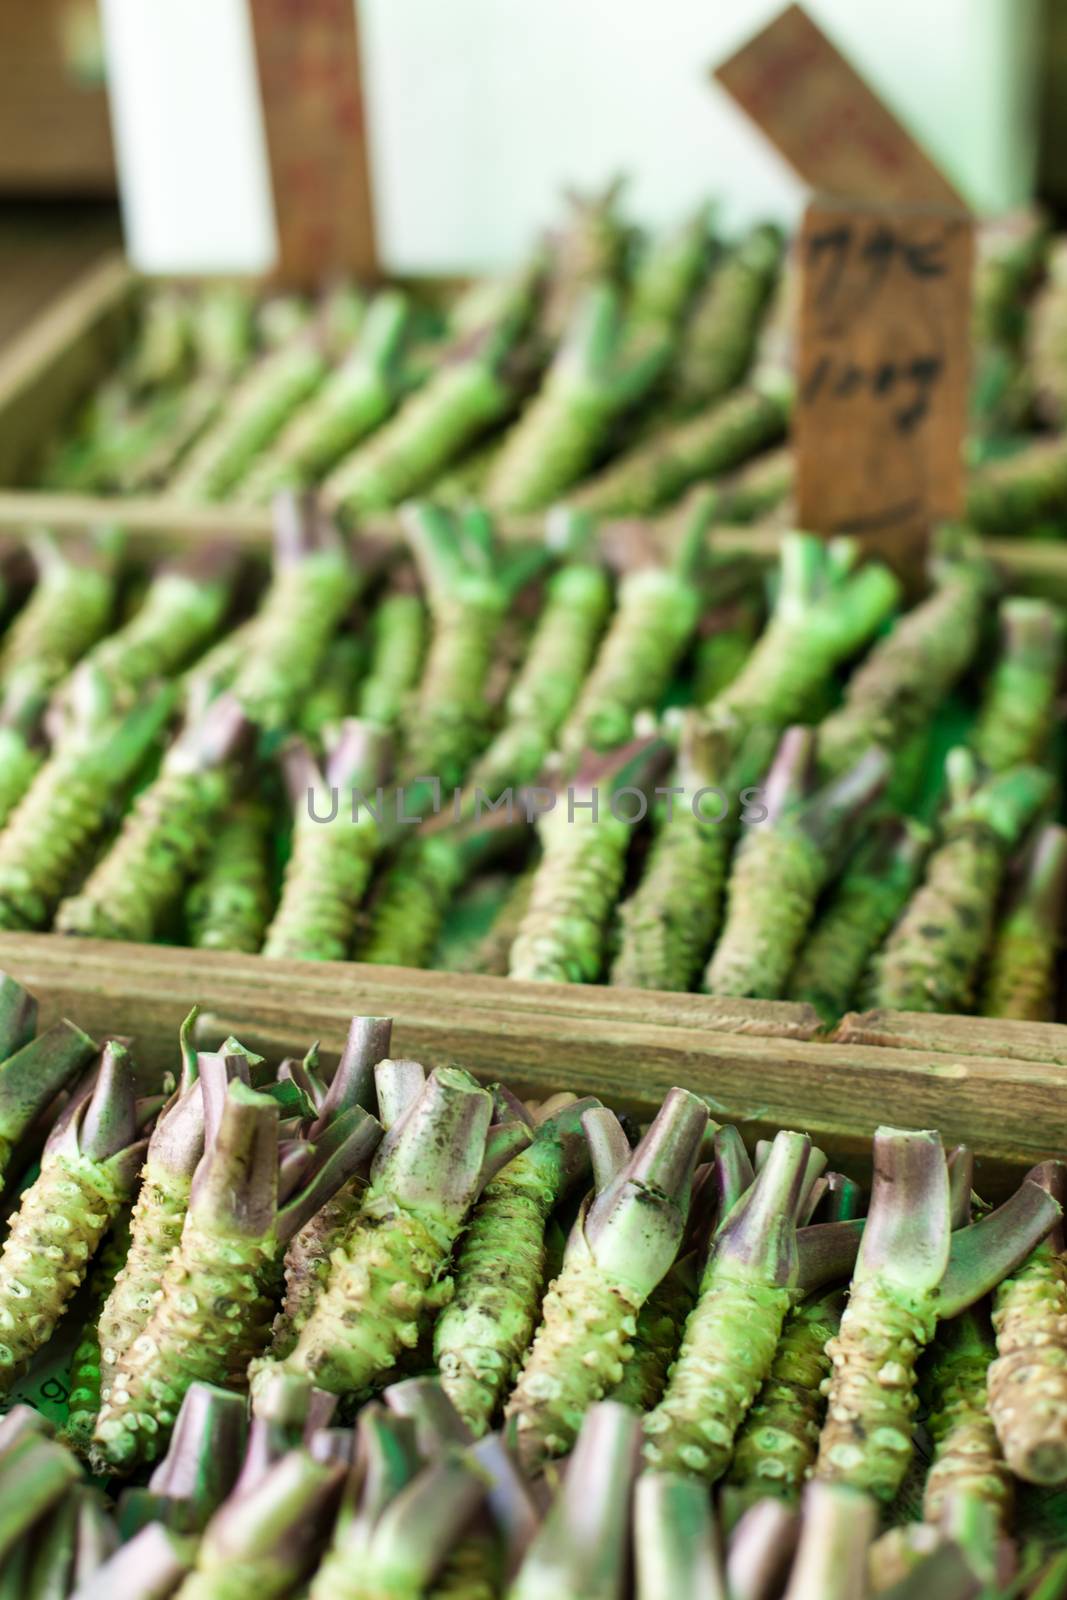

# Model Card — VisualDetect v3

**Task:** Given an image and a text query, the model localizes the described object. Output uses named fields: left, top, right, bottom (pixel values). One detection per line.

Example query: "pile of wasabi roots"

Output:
left=0, top=973, right=1062, bottom=1596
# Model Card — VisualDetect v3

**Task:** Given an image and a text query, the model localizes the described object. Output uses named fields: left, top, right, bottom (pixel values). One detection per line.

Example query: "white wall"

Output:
left=102, top=0, right=1039, bottom=277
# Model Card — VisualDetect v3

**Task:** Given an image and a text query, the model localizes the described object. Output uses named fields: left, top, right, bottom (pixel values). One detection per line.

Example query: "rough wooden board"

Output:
left=795, top=197, right=973, bottom=576
left=248, top=0, right=377, bottom=283
left=835, top=1008, right=1067, bottom=1068
left=0, top=934, right=1062, bottom=1179
left=714, top=3, right=964, bottom=210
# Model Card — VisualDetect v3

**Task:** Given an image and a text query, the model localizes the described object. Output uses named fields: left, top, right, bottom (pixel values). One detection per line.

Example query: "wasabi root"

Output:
left=983, top=823, right=1067, bottom=1022
left=972, top=597, right=1064, bottom=773
left=186, top=802, right=274, bottom=954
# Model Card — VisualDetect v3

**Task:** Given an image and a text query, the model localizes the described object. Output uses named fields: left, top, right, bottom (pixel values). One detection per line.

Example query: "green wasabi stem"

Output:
left=299, top=633, right=365, bottom=741
left=787, top=816, right=931, bottom=1022
left=356, top=833, right=466, bottom=969
left=634, top=1472, right=727, bottom=1600
left=0, top=681, right=46, bottom=830
left=537, top=178, right=630, bottom=346
left=1026, top=1551, right=1067, bottom=1600
left=228, top=494, right=362, bottom=732
left=966, top=436, right=1067, bottom=535
left=69, top=1486, right=121, bottom=1589
left=266, top=1016, right=392, bottom=1365
left=54, top=545, right=239, bottom=726
left=239, top=291, right=412, bottom=501
left=322, top=264, right=539, bottom=515
left=0, top=1405, right=54, bottom=1455
left=971, top=209, right=1049, bottom=433
left=186, top=801, right=274, bottom=953
left=181, top=614, right=262, bottom=715
left=191, top=283, right=257, bottom=380
left=64, top=1208, right=134, bottom=1452
left=0, top=674, right=173, bottom=929
left=117, top=1382, right=249, bottom=1538
left=706, top=729, right=889, bottom=999
left=308, top=1403, right=421, bottom=1599
left=56, top=695, right=252, bottom=942
left=435, top=1095, right=596, bottom=1436
left=867, top=750, right=1053, bottom=1013
left=692, top=594, right=764, bottom=703
left=0, top=1040, right=149, bottom=1394
left=459, top=864, right=539, bottom=976
left=116, top=381, right=230, bottom=492
left=611, top=713, right=747, bottom=992
left=720, top=443, right=796, bottom=524
left=256, top=292, right=312, bottom=350
left=485, top=282, right=673, bottom=513
left=815, top=1130, right=1062, bottom=1501
left=262, top=719, right=391, bottom=961
left=130, top=286, right=196, bottom=393
left=626, top=207, right=712, bottom=338
left=97, top=1020, right=230, bottom=1403
left=73, top=1524, right=197, bottom=1600
left=779, top=1482, right=878, bottom=1600
left=508, top=737, right=667, bottom=985
left=725, top=1289, right=845, bottom=1515
left=973, top=598, right=1064, bottom=773
left=510, top=1401, right=640, bottom=1600
left=94, top=1074, right=382, bottom=1471
left=0, top=1433, right=83, bottom=1565
left=429, top=1430, right=541, bottom=1600
left=0, top=1018, right=95, bottom=1186
left=173, top=1449, right=345, bottom=1600
left=398, top=503, right=509, bottom=788
left=723, top=1499, right=799, bottom=1600
left=278, top=1066, right=527, bottom=1396
left=558, top=490, right=715, bottom=763
left=713, top=534, right=902, bottom=739
left=471, top=554, right=612, bottom=797
left=0, top=971, right=37, bottom=1063
left=0, top=531, right=119, bottom=704
left=666, top=222, right=784, bottom=415
left=567, top=379, right=790, bottom=516
left=505, top=1090, right=708, bottom=1472
left=1027, top=236, right=1067, bottom=428
left=169, top=331, right=330, bottom=502
left=356, top=589, right=427, bottom=731
left=921, top=1305, right=1013, bottom=1537
left=989, top=1163, right=1067, bottom=1486
left=983, top=823, right=1067, bottom=1022
left=643, top=1129, right=813, bottom=1479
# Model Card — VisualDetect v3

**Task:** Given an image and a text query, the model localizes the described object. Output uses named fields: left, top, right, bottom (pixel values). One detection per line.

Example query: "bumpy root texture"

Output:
left=643, top=1129, right=811, bottom=1481
left=983, top=823, right=1067, bottom=1022
left=972, top=597, right=1064, bottom=773
left=922, top=1314, right=1012, bottom=1532
left=989, top=1162, right=1067, bottom=1485
left=506, top=1089, right=708, bottom=1474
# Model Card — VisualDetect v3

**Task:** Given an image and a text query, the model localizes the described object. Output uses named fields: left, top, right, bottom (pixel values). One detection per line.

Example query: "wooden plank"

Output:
left=0, top=252, right=134, bottom=487
left=714, top=3, right=964, bottom=210
left=0, top=934, right=1062, bottom=1181
left=794, top=197, right=973, bottom=576
left=835, top=1008, right=1067, bottom=1068
left=248, top=0, right=377, bottom=284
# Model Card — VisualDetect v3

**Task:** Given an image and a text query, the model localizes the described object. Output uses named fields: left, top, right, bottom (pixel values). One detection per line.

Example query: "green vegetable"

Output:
left=186, top=802, right=274, bottom=954
left=787, top=817, right=930, bottom=1022
left=505, top=1090, right=708, bottom=1472
left=0, top=532, right=119, bottom=705
left=0, top=1041, right=149, bottom=1394
left=691, top=595, right=764, bottom=704
left=983, top=823, right=1067, bottom=1022
left=1026, top=235, right=1067, bottom=428
left=988, top=1162, right=1067, bottom=1485
left=867, top=750, right=1053, bottom=1013
left=56, top=696, right=251, bottom=942
left=667, top=223, right=784, bottom=415
left=459, top=864, right=538, bottom=976
left=435, top=1095, right=594, bottom=1436
left=634, top=1471, right=726, bottom=1600
left=356, top=585, right=427, bottom=732
left=538, top=179, right=629, bottom=345
left=299, top=635, right=365, bottom=742
left=719, top=442, right=795, bottom=524
left=611, top=714, right=744, bottom=992
left=815, top=1130, right=1060, bottom=1500
left=262, top=720, right=390, bottom=962
left=485, top=283, right=672, bottom=513
left=0, top=682, right=45, bottom=831
left=705, top=729, right=889, bottom=999
left=276, top=1066, right=526, bottom=1397
left=239, top=291, right=411, bottom=500
left=966, top=436, right=1067, bottom=534
left=356, top=834, right=465, bottom=970
left=322, top=266, right=538, bottom=515
left=0, top=1017, right=95, bottom=1186
left=558, top=491, right=714, bottom=764
left=972, top=598, right=1063, bottom=773
left=118, top=1382, right=248, bottom=1537
left=0, top=677, right=173, bottom=931
left=921, top=1306, right=1012, bottom=1533
left=778, top=1482, right=878, bottom=1600
left=64, top=1209, right=134, bottom=1452
left=509, top=1401, right=641, bottom=1600
left=567, top=381, right=789, bottom=516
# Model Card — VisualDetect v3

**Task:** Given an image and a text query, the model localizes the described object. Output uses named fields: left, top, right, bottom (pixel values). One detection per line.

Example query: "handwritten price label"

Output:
left=795, top=198, right=973, bottom=569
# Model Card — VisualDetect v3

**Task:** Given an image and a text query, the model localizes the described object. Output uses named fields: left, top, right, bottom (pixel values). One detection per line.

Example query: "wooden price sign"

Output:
left=715, top=4, right=973, bottom=573
left=248, top=0, right=377, bottom=285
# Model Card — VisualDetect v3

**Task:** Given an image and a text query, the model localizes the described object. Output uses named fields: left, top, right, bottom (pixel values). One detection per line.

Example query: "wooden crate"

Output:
left=0, top=257, right=1066, bottom=1190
